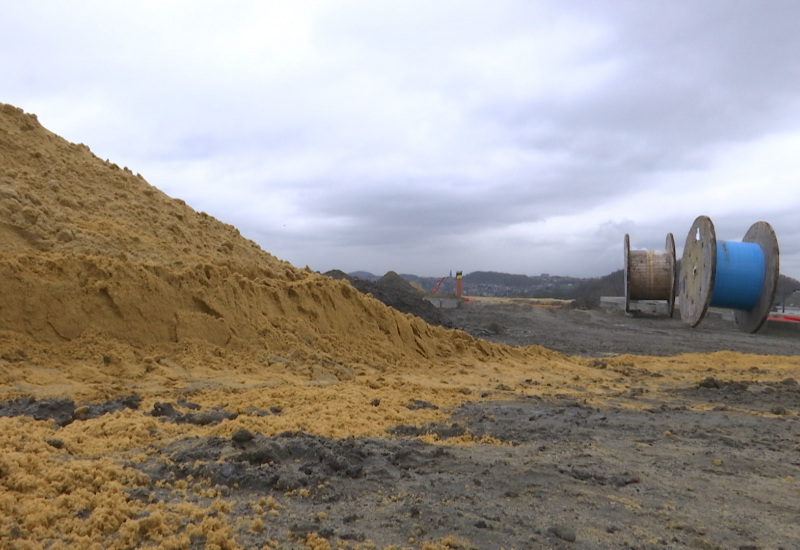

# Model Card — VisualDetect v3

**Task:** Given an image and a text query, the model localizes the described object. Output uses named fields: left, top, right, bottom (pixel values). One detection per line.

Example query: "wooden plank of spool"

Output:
left=734, top=221, right=779, bottom=333
left=625, top=233, right=677, bottom=317
left=665, top=233, right=676, bottom=317
left=679, top=215, right=716, bottom=327
left=624, top=234, right=632, bottom=313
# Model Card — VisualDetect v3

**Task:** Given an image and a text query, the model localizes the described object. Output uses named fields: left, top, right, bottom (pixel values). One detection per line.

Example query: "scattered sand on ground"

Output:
left=1, top=102, right=798, bottom=549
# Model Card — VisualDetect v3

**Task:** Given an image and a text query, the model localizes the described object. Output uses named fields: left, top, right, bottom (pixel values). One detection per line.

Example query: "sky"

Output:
left=3, top=1, right=800, bottom=279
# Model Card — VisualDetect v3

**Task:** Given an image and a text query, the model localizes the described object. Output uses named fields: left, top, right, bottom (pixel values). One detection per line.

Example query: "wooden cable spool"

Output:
left=678, top=215, right=779, bottom=333
left=624, top=233, right=677, bottom=317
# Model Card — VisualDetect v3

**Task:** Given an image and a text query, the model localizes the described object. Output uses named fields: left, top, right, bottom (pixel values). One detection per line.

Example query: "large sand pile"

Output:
left=1, top=103, right=798, bottom=549
left=0, top=102, right=557, bottom=398
left=0, top=103, right=564, bottom=548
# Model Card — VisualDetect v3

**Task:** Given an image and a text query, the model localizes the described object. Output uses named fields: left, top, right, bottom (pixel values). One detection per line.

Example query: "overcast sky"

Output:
left=4, top=1, right=800, bottom=279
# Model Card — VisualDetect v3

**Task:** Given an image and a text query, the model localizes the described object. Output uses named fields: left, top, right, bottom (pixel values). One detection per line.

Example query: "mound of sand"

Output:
left=1, top=102, right=561, bottom=399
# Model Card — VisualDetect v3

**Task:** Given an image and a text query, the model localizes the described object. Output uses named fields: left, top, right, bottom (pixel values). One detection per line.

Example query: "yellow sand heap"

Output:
left=0, top=102, right=571, bottom=400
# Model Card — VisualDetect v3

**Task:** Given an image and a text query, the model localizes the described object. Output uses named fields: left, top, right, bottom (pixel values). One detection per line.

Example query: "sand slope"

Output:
left=0, top=102, right=568, bottom=399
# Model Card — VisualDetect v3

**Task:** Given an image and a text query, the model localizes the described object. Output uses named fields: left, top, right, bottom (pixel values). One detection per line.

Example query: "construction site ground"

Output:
left=443, top=297, right=800, bottom=357
left=423, top=300, right=800, bottom=549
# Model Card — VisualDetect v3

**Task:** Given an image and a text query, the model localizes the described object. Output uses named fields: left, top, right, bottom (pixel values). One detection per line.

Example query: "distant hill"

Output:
left=776, top=274, right=800, bottom=308
left=347, top=268, right=800, bottom=310
left=400, top=271, right=583, bottom=298
left=348, top=271, right=379, bottom=281
left=566, top=269, right=624, bottom=308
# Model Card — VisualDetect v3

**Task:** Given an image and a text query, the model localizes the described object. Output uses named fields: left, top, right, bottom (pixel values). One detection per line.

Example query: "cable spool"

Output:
left=678, top=215, right=779, bottom=333
left=624, top=233, right=677, bottom=316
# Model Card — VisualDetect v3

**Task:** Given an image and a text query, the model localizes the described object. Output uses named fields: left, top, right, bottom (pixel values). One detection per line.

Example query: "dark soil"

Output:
left=0, top=395, right=141, bottom=426
left=325, top=270, right=453, bottom=329
left=128, top=377, right=800, bottom=549
left=441, top=300, right=800, bottom=357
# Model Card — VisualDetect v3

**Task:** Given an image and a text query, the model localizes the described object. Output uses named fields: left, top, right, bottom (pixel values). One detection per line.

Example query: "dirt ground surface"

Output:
left=443, top=299, right=800, bottom=357
left=2, top=102, right=800, bottom=550
left=4, top=308, right=799, bottom=550
left=5, top=307, right=800, bottom=550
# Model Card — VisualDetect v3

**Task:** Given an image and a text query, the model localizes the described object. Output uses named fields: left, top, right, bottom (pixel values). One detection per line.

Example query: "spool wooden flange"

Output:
left=679, top=215, right=716, bottom=327
left=734, top=221, right=779, bottom=333
left=665, top=232, right=676, bottom=317
left=624, top=234, right=632, bottom=313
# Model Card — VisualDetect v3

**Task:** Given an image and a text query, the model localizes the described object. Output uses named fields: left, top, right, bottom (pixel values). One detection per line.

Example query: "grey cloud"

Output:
left=4, top=1, right=800, bottom=280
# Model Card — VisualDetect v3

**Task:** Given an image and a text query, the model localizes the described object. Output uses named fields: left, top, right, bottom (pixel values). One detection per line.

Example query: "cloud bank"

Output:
left=4, top=0, right=800, bottom=278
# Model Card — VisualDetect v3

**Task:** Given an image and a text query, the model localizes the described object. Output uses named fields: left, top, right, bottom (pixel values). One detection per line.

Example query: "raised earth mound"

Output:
left=1, top=102, right=798, bottom=549
left=324, top=270, right=452, bottom=329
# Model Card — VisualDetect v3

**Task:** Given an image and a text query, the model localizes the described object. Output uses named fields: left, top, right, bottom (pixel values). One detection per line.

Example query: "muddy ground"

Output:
left=105, top=382, right=798, bottom=550
left=3, top=303, right=800, bottom=549
left=137, top=378, right=800, bottom=549
left=443, top=300, right=800, bottom=357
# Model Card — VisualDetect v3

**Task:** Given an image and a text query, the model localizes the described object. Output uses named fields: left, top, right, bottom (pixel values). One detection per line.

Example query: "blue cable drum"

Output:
left=710, top=240, right=766, bottom=310
left=679, top=216, right=779, bottom=332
